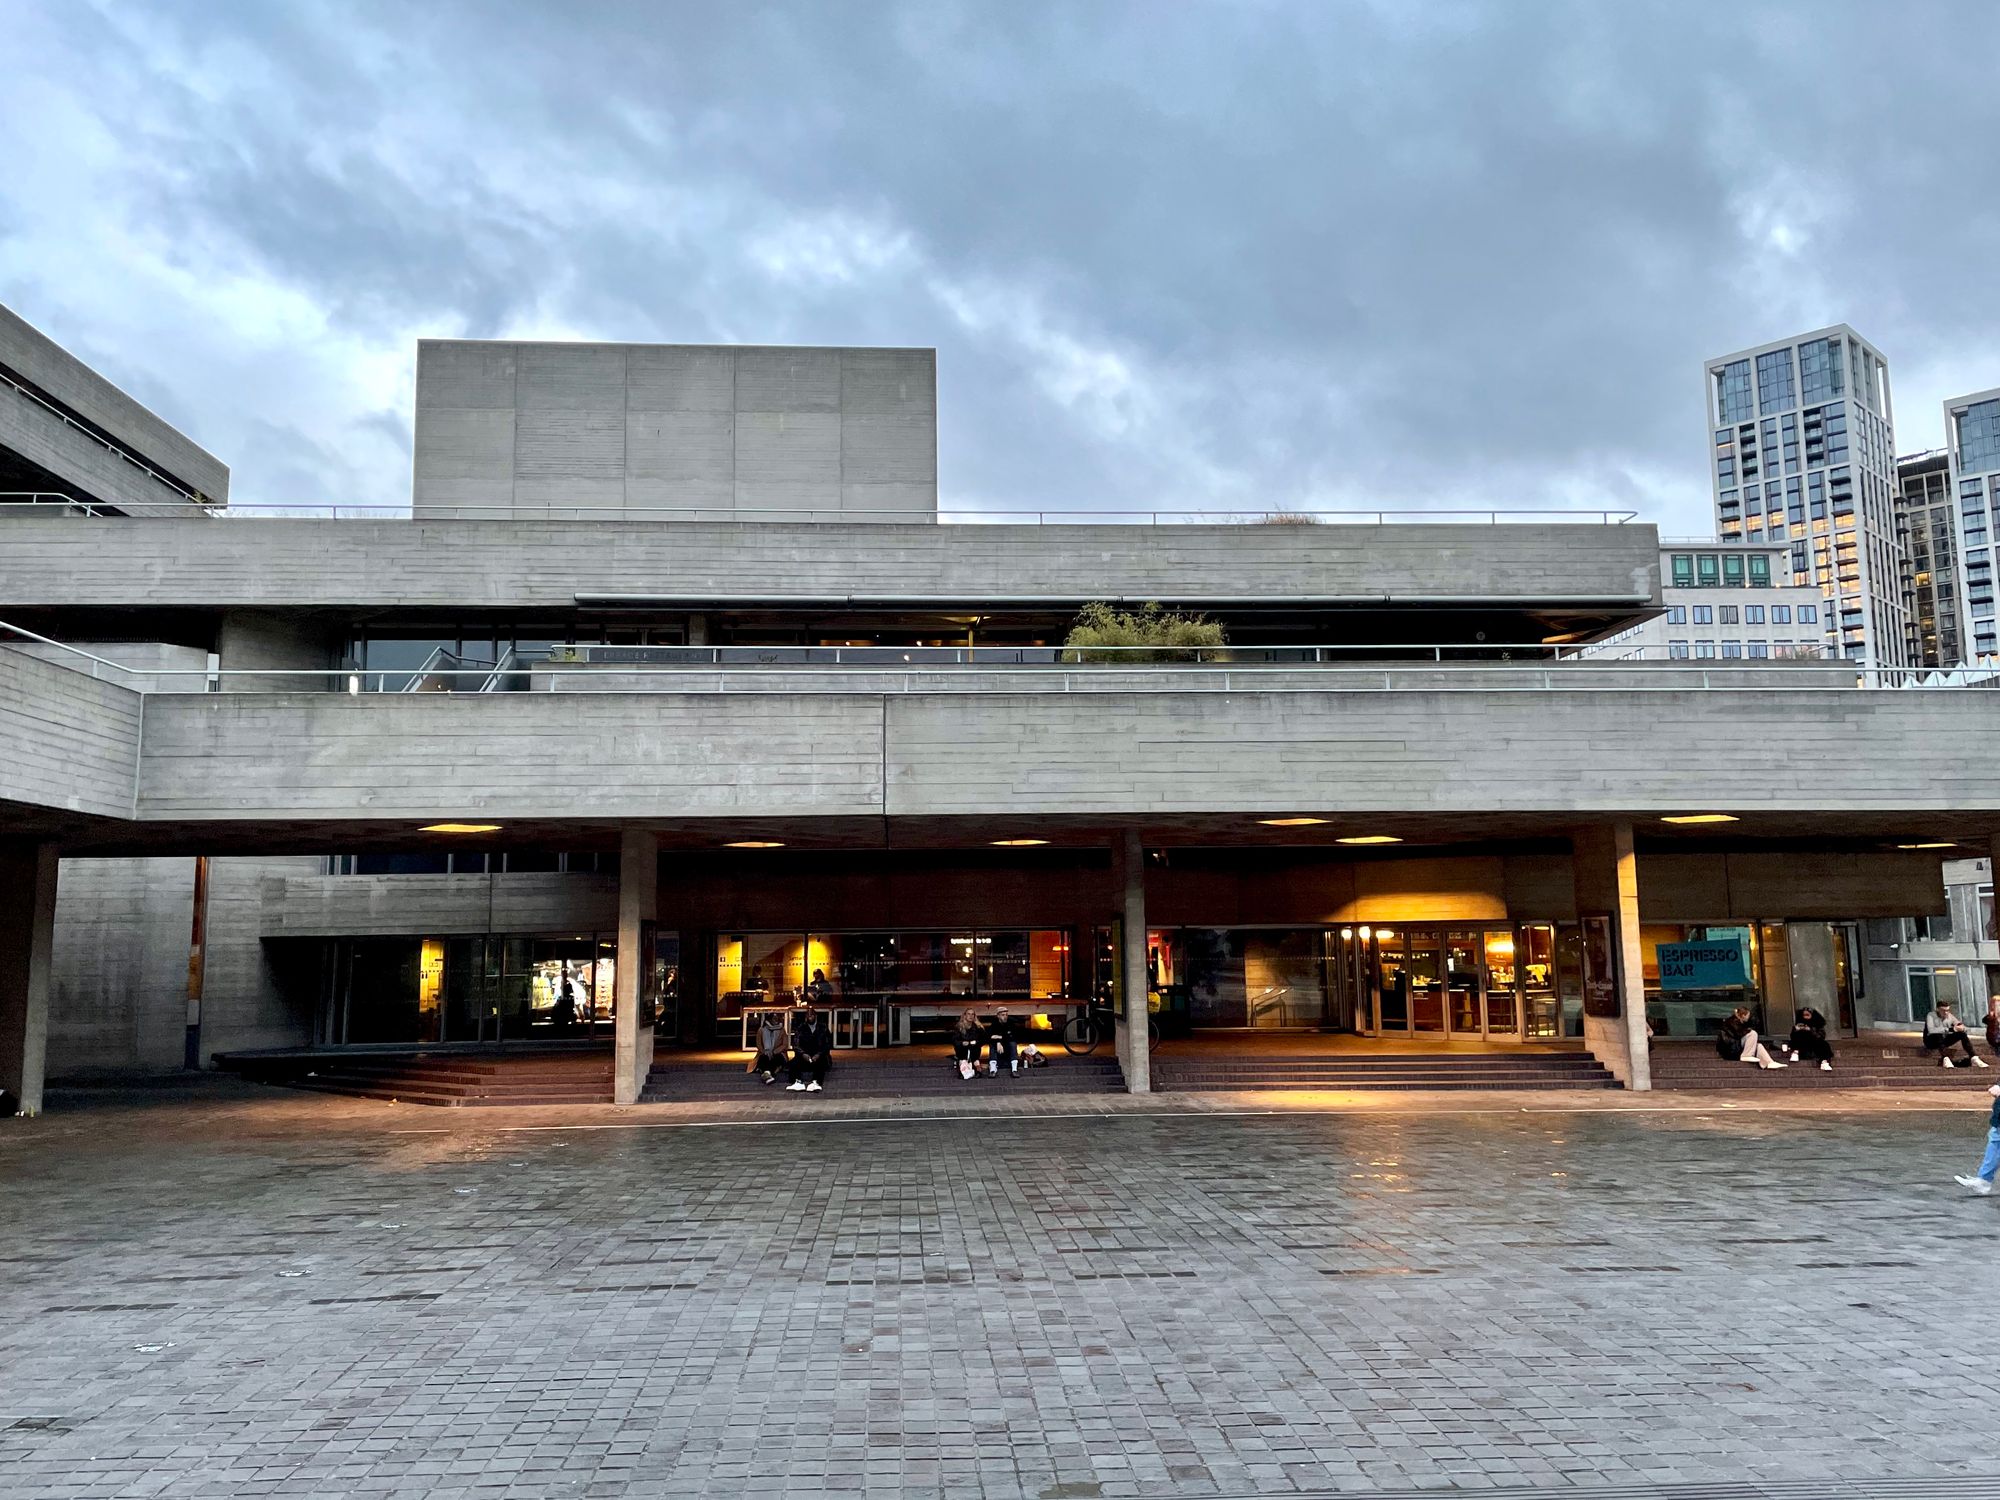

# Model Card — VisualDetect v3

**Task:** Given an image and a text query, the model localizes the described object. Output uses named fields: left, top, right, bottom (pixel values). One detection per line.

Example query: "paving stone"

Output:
left=4, top=1086, right=2000, bottom=1497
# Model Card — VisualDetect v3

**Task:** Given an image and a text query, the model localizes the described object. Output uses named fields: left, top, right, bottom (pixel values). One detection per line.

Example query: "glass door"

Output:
left=1481, top=928, right=1520, bottom=1037
left=1445, top=930, right=1482, bottom=1035
left=1519, top=924, right=1559, bottom=1038
left=1375, top=928, right=1409, bottom=1032
left=1407, top=930, right=1445, bottom=1032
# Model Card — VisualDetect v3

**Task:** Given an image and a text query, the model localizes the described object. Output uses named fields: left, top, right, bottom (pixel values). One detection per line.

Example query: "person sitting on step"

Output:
left=951, top=1009, right=984, bottom=1080
left=786, top=1008, right=834, bottom=1093
left=1923, top=1000, right=1988, bottom=1069
left=1715, top=1006, right=1786, bottom=1070
left=749, top=1012, right=789, bottom=1085
left=984, top=1006, right=1023, bottom=1077
left=1785, top=1007, right=1835, bottom=1072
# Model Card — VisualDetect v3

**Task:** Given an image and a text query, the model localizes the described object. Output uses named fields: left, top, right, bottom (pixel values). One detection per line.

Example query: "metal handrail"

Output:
left=0, top=358, right=217, bottom=505
left=13, top=618, right=1991, bottom=693
left=1, top=494, right=1641, bottom=527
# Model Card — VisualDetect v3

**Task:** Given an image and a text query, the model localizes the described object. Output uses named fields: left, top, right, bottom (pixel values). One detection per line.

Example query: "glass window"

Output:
left=1798, top=335, right=1843, bottom=402
left=1714, top=360, right=1753, bottom=424
left=1668, top=641, right=1690, bottom=659
left=1721, top=642, right=1743, bottom=658
left=1748, top=554, right=1772, bottom=586
left=1744, top=605, right=1765, bottom=624
left=1798, top=604, right=1818, bottom=623
left=1697, top=555, right=1720, bottom=586
left=1909, top=966, right=1960, bottom=1022
left=1719, top=605, right=1739, bottom=624
left=1772, top=605, right=1791, bottom=623
left=1748, top=642, right=1769, bottom=658
left=1756, top=348, right=1797, bottom=414
left=1666, top=605, right=1687, bottom=624
left=1722, top=554, right=1745, bottom=586
left=1694, top=641, right=1717, bottom=658
left=1692, top=605, right=1713, bottom=624
left=1670, top=554, right=1695, bottom=587
left=1954, top=397, right=2000, bottom=477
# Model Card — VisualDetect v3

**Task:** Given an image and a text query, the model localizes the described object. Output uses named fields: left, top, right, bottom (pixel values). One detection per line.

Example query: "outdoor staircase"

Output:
left=1648, top=1038, right=1999, bottom=1090
left=219, top=1050, right=615, bottom=1107
left=642, top=1052, right=1126, bottom=1102
left=1150, top=1048, right=1618, bottom=1092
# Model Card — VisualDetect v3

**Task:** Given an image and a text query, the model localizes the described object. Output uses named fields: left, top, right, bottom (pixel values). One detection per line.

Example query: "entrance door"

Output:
left=1445, top=931, right=1482, bottom=1035
left=1481, top=928, right=1520, bottom=1037
left=1407, top=930, right=1445, bottom=1032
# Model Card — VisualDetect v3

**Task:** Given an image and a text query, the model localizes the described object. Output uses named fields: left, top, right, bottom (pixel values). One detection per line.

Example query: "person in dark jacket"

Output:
left=984, top=1006, right=1023, bottom=1077
left=1786, top=1007, right=1835, bottom=1071
left=786, top=1009, right=834, bottom=1092
left=1715, top=1007, right=1786, bottom=1069
left=1923, top=1002, right=1987, bottom=1068
left=1953, top=1083, right=2000, bottom=1196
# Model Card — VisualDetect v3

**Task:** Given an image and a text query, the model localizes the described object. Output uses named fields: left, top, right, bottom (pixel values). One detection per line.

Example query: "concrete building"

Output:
left=1706, top=326, right=1905, bottom=668
left=412, top=340, right=936, bottom=521
left=1586, top=538, right=1824, bottom=662
left=0, top=302, right=227, bottom=514
left=1945, top=386, right=2000, bottom=663
left=1897, top=450, right=1965, bottom=669
left=8, top=317, right=2000, bottom=1118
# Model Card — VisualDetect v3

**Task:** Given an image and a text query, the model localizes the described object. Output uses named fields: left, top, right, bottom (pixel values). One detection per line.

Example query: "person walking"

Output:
left=786, top=1008, right=834, bottom=1093
left=1923, top=1001, right=1987, bottom=1069
left=1786, top=1006, right=1835, bottom=1072
left=1952, top=1083, right=2000, bottom=1196
left=1985, top=993, right=2000, bottom=1061
left=1716, top=1006, right=1786, bottom=1070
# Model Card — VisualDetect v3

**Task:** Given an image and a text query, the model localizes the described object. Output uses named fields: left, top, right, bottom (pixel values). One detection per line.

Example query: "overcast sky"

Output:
left=4, top=1, right=1998, bottom=530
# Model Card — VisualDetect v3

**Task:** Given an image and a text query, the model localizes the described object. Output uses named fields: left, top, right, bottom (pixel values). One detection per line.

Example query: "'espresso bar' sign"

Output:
left=1657, top=938, right=1752, bottom=991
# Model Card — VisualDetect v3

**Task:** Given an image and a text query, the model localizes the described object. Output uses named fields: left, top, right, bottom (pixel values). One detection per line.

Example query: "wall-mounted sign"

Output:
left=1657, top=935, right=1752, bottom=991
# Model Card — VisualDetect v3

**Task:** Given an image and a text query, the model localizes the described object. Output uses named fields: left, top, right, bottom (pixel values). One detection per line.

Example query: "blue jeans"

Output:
left=1979, top=1126, right=2000, bottom=1184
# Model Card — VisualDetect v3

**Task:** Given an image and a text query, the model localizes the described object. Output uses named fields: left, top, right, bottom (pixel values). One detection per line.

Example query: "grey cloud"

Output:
left=3, top=0, right=1998, bottom=527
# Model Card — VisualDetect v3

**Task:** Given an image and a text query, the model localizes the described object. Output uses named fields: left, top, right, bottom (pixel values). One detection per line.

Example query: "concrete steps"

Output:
left=642, top=1053, right=1125, bottom=1102
left=220, top=1051, right=615, bottom=1107
left=1649, top=1040, right=1998, bottom=1090
left=1151, top=1051, right=1618, bottom=1093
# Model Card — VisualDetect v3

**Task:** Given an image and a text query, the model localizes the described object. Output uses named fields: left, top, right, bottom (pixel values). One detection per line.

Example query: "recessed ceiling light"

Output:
left=1895, top=841, right=1956, bottom=850
left=1336, top=835, right=1402, bottom=846
left=421, top=823, right=502, bottom=834
left=1661, top=814, right=1739, bottom=825
left=1258, top=817, right=1329, bottom=827
left=723, top=840, right=785, bottom=849
left=991, top=838, right=1050, bottom=847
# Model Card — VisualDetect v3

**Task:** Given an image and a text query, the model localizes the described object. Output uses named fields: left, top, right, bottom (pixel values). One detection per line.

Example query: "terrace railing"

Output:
left=9, top=618, right=1995, bottom=695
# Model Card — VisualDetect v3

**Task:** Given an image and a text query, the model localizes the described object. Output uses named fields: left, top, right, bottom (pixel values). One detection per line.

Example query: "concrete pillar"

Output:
left=1119, top=829, right=1150, bottom=1094
left=0, top=843, right=60, bottom=1116
left=1570, top=823, right=1650, bottom=1091
left=613, top=829, right=658, bottom=1106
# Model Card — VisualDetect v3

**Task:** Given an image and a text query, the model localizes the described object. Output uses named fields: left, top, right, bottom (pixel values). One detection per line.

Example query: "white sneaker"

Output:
left=1942, top=1057, right=1956, bottom=1068
left=806, top=1081, right=822, bottom=1092
left=1973, top=1057, right=1990, bottom=1069
left=1954, top=1175, right=1993, bottom=1196
left=786, top=1081, right=806, bottom=1091
left=1820, top=1061, right=1832, bottom=1072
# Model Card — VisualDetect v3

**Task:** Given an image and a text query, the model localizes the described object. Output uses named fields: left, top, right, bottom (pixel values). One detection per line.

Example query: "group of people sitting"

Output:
left=950, top=1007, right=1045, bottom=1079
left=1715, top=997, right=1999, bottom=1073
left=748, top=998, right=835, bottom=1092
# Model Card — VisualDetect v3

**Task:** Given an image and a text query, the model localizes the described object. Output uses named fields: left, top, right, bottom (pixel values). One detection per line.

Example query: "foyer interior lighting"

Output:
left=723, top=840, right=785, bottom=849
left=1336, top=835, right=1402, bottom=845
left=1896, top=842, right=1956, bottom=850
left=420, top=823, right=502, bottom=834
left=1661, top=814, right=1739, bottom=825
left=1258, top=816, right=1329, bottom=826
left=991, top=838, right=1049, bottom=846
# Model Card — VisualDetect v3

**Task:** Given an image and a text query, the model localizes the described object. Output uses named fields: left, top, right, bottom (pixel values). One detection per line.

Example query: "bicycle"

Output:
left=1060, top=1000, right=1161, bottom=1055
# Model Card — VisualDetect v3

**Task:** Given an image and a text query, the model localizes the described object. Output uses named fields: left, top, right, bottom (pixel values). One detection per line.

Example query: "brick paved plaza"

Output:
left=4, top=1084, right=1999, bottom=1500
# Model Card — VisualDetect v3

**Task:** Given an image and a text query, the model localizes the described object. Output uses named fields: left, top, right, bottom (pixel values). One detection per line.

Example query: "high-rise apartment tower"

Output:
left=1705, top=326, right=1905, bottom=668
left=1945, top=386, right=2000, bottom=663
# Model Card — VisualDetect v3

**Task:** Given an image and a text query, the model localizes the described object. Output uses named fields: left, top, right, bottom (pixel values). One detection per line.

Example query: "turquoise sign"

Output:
left=1657, top=935, right=1752, bottom=991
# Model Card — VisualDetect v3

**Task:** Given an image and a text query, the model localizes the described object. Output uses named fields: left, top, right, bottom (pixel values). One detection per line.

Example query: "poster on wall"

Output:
left=1581, top=914, right=1621, bottom=1017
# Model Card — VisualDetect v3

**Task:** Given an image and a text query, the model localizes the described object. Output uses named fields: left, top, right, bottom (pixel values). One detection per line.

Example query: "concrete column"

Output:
left=1570, top=823, right=1650, bottom=1091
left=613, top=829, right=658, bottom=1106
left=1119, top=829, right=1150, bottom=1094
left=0, top=843, right=60, bottom=1116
